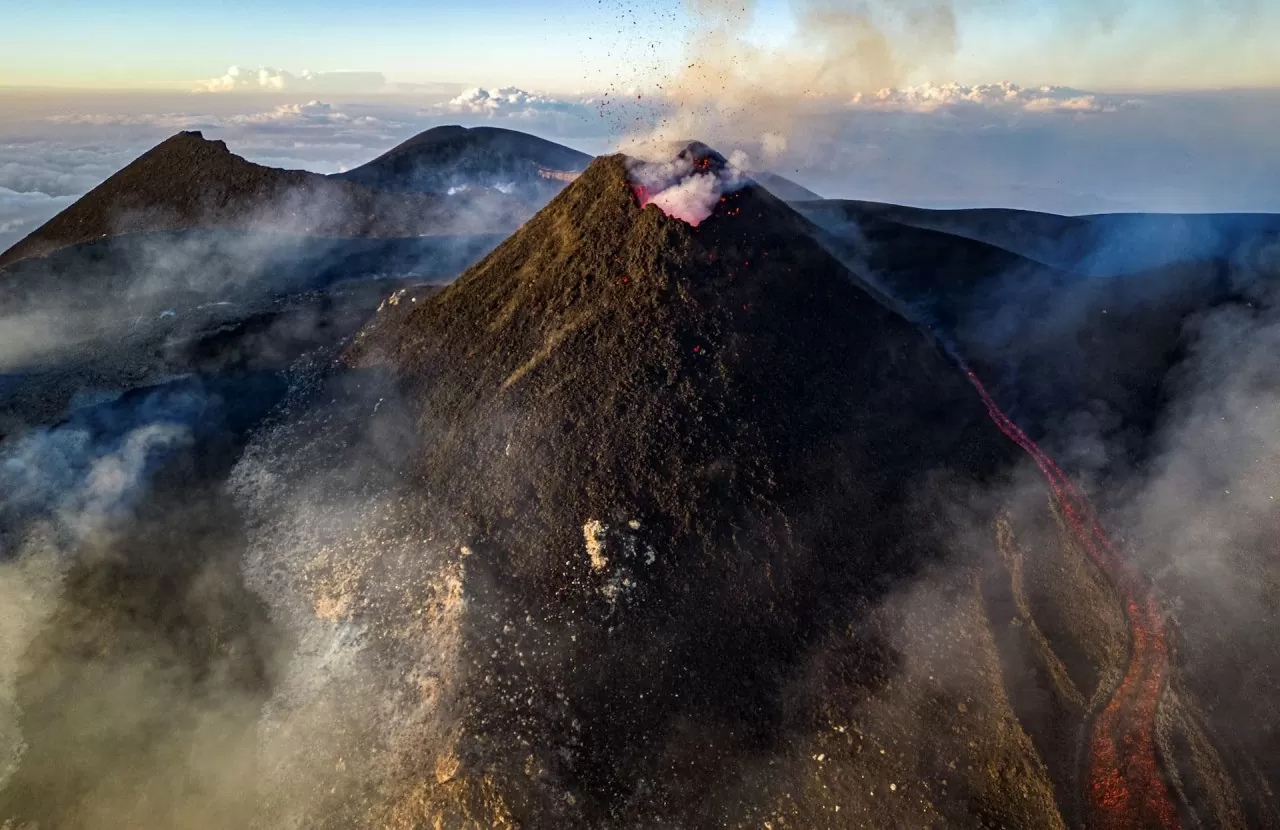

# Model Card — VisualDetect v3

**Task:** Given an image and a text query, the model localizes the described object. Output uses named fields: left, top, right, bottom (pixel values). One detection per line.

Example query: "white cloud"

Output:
left=0, top=144, right=122, bottom=248
left=0, top=187, right=76, bottom=253
left=0, top=160, right=107, bottom=198
left=0, top=142, right=142, bottom=197
left=225, top=101, right=384, bottom=127
left=45, top=113, right=215, bottom=129
left=195, top=66, right=390, bottom=94
left=45, top=103, right=386, bottom=132
left=850, top=82, right=1141, bottom=114
left=443, top=87, right=592, bottom=119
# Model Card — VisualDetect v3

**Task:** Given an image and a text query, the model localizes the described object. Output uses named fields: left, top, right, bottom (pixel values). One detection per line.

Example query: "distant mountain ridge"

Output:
left=331, top=124, right=592, bottom=205
left=0, top=131, right=525, bottom=270
left=750, top=170, right=821, bottom=201
left=333, top=124, right=824, bottom=204
left=797, top=198, right=1280, bottom=276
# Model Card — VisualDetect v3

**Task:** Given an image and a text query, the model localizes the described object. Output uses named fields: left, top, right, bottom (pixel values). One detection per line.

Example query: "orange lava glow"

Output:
left=966, top=369, right=1180, bottom=830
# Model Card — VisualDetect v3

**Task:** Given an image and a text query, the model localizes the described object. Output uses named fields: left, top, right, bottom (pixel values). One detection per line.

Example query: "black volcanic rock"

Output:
left=333, top=124, right=591, bottom=205
left=0, top=131, right=525, bottom=269
left=341, top=153, right=1077, bottom=826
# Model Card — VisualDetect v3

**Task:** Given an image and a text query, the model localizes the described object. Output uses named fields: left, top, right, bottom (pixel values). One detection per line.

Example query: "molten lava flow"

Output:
left=964, top=368, right=1180, bottom=830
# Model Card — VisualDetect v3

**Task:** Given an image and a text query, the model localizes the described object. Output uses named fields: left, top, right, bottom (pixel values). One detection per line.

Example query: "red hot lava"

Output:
left=965, top=368, right=1180, bottom=830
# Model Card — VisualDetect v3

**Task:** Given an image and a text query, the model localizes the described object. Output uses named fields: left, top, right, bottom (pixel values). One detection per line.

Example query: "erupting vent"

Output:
left=626, top=142, right=747, bottom=227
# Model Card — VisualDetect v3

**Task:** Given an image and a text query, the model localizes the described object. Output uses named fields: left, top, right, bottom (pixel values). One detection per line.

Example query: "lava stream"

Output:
left=965, top=369, right=1180, bottom=830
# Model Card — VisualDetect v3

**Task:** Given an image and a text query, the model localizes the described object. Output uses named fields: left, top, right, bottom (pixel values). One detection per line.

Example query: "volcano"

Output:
left=3, top=135, right=1266, bottom=828
left=323, top=148, right=1124, bottom=827
left=0, top=131, right=524, bottom=269
left=332, top=124, right=592, bottom=206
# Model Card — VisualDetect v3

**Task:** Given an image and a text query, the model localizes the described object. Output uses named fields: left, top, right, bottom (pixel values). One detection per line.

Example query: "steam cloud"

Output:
left=626, top=147, right=750, bottom=225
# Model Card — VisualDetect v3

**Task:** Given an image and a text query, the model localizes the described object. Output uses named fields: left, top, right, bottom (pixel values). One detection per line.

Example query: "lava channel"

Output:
left=965, top=368, right=1180, bottom=830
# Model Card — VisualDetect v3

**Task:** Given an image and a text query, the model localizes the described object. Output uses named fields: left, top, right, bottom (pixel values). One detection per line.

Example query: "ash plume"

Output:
left=625, top=0, right=961, bottom=158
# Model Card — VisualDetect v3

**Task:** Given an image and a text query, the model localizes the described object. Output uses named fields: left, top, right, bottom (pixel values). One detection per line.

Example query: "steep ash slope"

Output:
left=339, top=152, right=1074, bottom=827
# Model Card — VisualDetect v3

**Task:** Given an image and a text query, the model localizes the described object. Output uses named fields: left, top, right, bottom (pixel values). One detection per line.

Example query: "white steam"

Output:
left=626, top=147, right=750, bottom=227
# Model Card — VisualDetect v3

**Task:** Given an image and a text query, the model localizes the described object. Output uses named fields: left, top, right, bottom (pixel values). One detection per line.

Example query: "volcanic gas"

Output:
left=626, top=142, right=748, bottom=226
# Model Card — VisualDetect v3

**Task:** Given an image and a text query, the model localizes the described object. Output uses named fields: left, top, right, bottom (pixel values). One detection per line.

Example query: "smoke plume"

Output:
left=625, top=0, right=960, bottom=157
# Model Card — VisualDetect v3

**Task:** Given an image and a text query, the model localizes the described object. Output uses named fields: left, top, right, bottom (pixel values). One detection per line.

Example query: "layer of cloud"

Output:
left=45, top=103, right=391, bottom=136
left=850, top=82, right=1141, bottom=114
left=0, top=187, right=76, bottom=252
left=1, top=84, right=1278, bottom=258
left=196, top=66, right=390, bottom=94
left=225, top=101, right=385, bottom=127
left=0, top=142, right=145, bottom=251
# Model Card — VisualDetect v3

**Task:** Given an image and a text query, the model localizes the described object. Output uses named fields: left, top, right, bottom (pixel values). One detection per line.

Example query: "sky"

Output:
left=0, top=0, right=1279, bottom=249
left=2, top=0, right=1278, bottom=92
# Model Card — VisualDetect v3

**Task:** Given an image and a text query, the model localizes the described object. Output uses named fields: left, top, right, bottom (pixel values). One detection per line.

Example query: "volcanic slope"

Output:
left=0, top=131, right=524, bottom=269
left=800, top=199, right=1249, bottom=458
left=330, top=150, right=1119, bottom=828
left=332, top=124, right=591, bottom=205
left=797, top=199, right=1280, bottom=276
left=752, top=170, right=822, bottom=201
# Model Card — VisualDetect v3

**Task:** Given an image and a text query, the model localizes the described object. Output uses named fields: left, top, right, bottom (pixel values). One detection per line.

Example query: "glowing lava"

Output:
left=964, top=368, right=1180, bottom=830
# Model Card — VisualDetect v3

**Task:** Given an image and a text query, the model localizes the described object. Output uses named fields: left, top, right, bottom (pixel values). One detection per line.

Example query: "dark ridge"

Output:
left=797, top=198, right=1280, bottom=275
left=751, top=171, right=822, bottom=201
left=342, top=152, right=1063, bottom=826
left=0, top=131, right=525, bottom=269
left=332, top=124, right=592, bottom=203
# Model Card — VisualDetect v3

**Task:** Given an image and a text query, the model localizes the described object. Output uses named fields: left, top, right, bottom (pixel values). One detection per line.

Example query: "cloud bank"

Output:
left=444, top=87, right=589, bottom=118
left=851, top=82, right=1141, bottom=114
left=196, top=66, right=390, bottom=94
